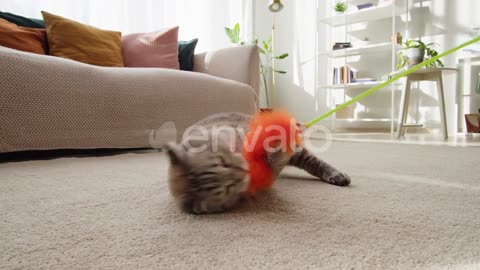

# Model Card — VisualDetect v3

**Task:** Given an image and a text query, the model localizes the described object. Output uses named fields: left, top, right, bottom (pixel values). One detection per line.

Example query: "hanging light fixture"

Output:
left=268, top=0, right=284, bottom=12
left=267, top=0, right=284, bottom=107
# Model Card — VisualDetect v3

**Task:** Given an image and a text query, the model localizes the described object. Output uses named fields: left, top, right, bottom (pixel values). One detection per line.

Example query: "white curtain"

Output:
left=1, top=0, right=253, bottom=52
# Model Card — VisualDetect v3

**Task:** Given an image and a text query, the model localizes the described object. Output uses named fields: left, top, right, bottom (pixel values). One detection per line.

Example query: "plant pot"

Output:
left=406, top=47, right=425, bottom=67
left=406, top=47, right=424, bottom=60
left=407, top=58, right=423, bottom=67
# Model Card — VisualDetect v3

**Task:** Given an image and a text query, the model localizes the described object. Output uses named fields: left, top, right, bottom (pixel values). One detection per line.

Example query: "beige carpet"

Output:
left=1, top=141, right=479, bottom=270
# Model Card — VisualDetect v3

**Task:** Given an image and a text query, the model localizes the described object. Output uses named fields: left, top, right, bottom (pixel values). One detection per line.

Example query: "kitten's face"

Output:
left=165, top=143, right=249, bottom=214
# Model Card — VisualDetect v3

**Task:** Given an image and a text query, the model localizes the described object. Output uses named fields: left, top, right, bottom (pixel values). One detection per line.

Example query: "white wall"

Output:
left=1, top=0, right=253, bottom=53
left=254, top=0, right=480, bottom=132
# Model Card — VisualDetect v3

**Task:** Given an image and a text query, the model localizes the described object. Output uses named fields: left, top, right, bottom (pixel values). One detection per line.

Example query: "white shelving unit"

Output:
left=317, top=0, right=409, bottom=132
left=319, top=4, right=405, bottom=26
left=318, top=42, right=401, bottom=58
left=319, top=80, right=404, bottom=90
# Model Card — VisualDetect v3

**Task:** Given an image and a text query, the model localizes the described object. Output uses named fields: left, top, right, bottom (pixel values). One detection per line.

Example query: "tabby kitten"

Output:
left=165, top=112, right=350, bottom=214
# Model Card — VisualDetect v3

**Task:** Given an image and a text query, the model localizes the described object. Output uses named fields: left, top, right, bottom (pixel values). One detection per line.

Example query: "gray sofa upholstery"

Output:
left=0, top=45, right=259, bottom=153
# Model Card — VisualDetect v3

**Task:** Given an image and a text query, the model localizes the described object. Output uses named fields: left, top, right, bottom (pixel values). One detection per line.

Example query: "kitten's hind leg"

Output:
left=288, top=148, right=351, bottom=186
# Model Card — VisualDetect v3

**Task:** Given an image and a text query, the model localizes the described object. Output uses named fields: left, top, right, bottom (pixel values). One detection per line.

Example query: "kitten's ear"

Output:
left=163, top=143, right=189, bottom=167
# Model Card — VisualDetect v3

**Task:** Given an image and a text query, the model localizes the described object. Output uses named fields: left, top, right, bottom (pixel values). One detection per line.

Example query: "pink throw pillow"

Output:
left=122, top=26, right=179, bottom=69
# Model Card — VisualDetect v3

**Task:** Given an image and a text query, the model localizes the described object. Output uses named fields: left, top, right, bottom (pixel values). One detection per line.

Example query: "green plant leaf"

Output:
left=263, top=41, right=269, bottom=50
left=334, top=1, right=348, bottom=12
left=224, top=27, right=239, bottom=44
left=275, top=53, right=289, bottom=59
left=233, top=23, right=240, bottom=42
left=258, top=47, right=266, bottom=54
left=405, top=39, right=420, bottom=48
left=396, top=51, right=407, bottom=70
left=274, top=70, right=287, bottom=74
left=224, top=27, right=233, bottom=42
left=416, top=40, right=426, bottom=48
left=224, top=23, right=241, bottom=44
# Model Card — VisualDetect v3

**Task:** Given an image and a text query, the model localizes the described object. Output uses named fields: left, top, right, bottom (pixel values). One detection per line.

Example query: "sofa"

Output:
left=0, top=45, right=259, bottom=153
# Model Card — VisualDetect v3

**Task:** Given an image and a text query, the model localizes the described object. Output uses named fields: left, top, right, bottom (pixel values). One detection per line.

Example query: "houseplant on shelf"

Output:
left=334, top=1, right=348, bottom=14
left=397, top=39, right=444, bottom=69
left=225, top=23, right=288, bottom=108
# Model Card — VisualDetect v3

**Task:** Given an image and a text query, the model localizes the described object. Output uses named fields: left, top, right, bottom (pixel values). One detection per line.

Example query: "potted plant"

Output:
left=405, top=39, right=426, bottom=66
left=334, top=1, right=348, bottom=13
left=225, top=23, right=288, bottom=108
left=397, top=39, right=444, bottom=69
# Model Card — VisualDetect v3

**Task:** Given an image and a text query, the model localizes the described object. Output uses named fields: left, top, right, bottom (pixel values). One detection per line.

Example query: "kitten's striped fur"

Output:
left=165, top=112, right=350, bottom=214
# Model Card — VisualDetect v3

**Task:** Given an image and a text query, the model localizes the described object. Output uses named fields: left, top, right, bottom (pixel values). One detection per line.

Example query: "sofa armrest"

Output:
left=193, top=45, right=259, bottom=96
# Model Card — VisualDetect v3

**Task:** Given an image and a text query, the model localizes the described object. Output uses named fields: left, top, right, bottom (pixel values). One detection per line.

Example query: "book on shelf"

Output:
left=351, top=78, right=377, bottom=83
left=332, top=66, right=358, bottom=85
left=332, top=42, right=352, bottom=50
left=355, top=2, right=375, bottom=10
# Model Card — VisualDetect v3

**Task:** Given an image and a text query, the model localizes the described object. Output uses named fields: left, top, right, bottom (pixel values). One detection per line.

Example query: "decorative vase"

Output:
left=465, top=114, right=480, bottom=133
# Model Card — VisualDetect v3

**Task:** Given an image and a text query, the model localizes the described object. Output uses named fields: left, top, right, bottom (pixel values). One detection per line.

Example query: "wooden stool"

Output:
left=396, top=68, right=457, bottom=140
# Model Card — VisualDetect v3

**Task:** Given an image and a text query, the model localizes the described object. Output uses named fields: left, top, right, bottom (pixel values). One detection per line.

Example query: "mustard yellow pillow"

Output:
left=41, top=11, right=124, bottom=67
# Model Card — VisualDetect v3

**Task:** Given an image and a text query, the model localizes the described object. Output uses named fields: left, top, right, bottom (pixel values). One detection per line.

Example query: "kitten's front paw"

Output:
left=327, top=173, right=351, bottom=186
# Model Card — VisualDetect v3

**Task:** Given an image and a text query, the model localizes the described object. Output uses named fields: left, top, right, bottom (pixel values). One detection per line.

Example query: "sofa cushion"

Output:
left=0, top=19, right=47, bottom=55
left=41, top=11, right=124, bottom=67
left=122, top=27, right=179, bottom=69
left=178, top=38, right=198, bottom=71
left=0, top=11, right=45, bottom=29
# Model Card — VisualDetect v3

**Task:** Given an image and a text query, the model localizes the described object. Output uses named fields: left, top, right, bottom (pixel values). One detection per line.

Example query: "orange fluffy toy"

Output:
left=242, top=110, right=303, bottom=195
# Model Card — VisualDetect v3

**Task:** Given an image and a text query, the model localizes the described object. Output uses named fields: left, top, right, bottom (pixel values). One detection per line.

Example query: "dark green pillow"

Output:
left=178, top=38, right=198, bottom=71
left=0, top=11, right=45, bottom=29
